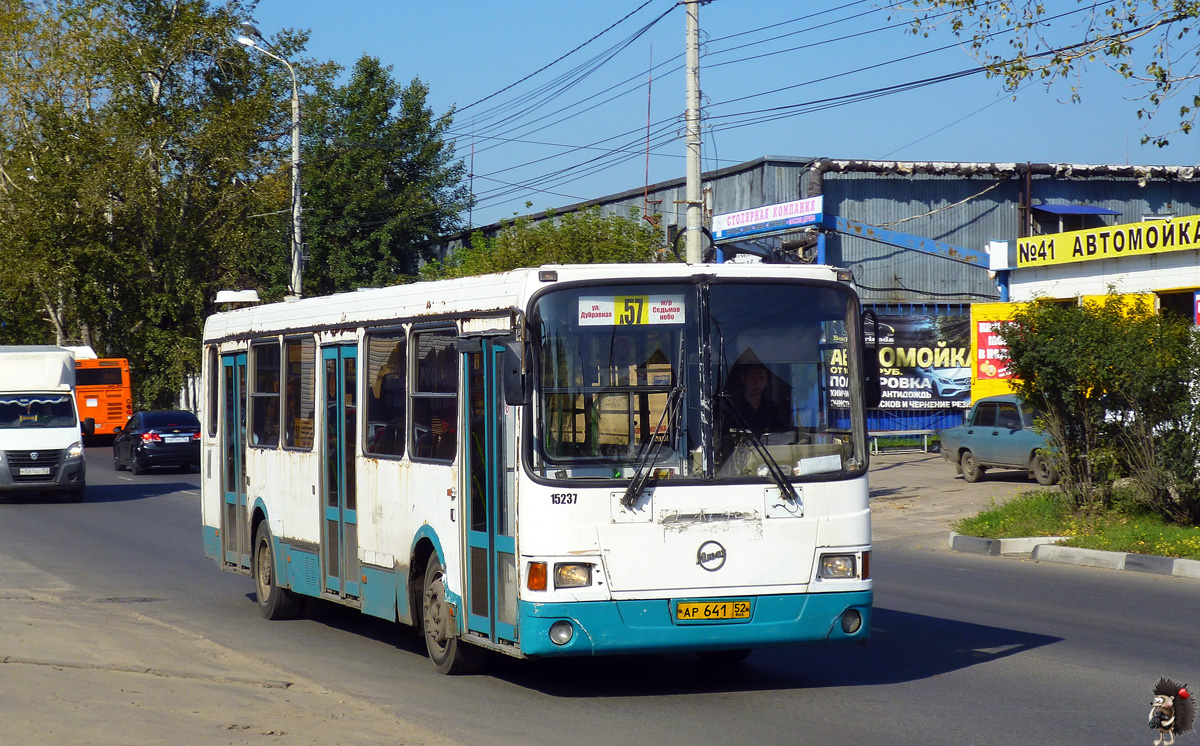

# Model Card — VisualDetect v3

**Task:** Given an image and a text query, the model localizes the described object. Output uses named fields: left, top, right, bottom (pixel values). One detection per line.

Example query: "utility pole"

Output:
left=684, top=0, right=703, bottom=264
left=289, top=79, right=302, bottom=299
left=238, top=23, right=304, bottom=299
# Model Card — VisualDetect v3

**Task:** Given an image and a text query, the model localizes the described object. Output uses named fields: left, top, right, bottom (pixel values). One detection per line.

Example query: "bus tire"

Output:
left=421, top=556, right=484, bottom=675
left=254, top=523, right=301, bottom=620
left=961, top=451, right=985, bottom=483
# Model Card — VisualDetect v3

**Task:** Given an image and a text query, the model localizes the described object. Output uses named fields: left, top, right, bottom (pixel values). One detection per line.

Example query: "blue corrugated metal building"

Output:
left=442, top=155, right=1200, bottom=433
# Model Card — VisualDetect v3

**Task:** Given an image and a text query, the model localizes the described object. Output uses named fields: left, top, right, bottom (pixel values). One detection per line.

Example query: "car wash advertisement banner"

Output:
left=865, top=314, right=970, bottom=410
left=1016, top=213, right=1200, bottom=267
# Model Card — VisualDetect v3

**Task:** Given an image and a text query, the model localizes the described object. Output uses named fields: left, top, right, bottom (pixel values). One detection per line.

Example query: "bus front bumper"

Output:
left=517, top=590, right=871, bottom=657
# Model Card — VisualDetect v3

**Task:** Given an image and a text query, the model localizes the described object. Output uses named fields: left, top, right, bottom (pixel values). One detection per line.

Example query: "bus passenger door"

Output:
left=322, top=345, right=360, bottom=599
left=220, top=353, right=250, bottom=570
left=463, top=338, right=518, bottom=644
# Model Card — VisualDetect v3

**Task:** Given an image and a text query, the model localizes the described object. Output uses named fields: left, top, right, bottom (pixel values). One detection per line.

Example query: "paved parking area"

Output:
left=868, top=450, right=1055, bottom=542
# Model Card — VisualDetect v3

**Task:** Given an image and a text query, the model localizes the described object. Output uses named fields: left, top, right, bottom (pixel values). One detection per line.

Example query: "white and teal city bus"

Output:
left=200, top=262, right=876, bottom=674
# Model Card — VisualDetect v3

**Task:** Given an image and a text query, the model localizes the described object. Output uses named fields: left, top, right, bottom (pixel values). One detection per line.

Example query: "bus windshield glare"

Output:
left=529, top=281, right=866, bottom=482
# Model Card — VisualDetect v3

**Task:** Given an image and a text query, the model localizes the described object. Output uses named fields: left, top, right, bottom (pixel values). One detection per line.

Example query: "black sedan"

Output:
left=113, top=410, right=201, bottom=474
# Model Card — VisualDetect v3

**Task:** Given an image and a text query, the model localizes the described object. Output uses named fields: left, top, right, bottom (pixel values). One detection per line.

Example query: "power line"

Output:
left=457, top=0, right=666, bottom=114
left=306, top=3, right=1154, bottom=232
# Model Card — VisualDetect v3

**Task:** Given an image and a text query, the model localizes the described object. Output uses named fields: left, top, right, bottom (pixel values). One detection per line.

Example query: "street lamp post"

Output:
left=238, top=22, right=303, bottom=300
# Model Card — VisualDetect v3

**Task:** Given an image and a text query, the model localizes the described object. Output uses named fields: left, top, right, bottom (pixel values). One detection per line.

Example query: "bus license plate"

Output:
left=19, top=467, right=51, bottom=476
left=676, top=600, right=751, bottom=621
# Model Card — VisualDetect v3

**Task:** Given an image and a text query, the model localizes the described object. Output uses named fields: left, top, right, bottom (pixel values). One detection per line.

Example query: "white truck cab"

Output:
left=0, top=346, right=94, bottom=501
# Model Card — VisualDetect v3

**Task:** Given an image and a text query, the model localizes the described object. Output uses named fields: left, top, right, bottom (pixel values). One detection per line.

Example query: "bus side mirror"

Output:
left=863, top=348, right=882, bottom=409
left=862, top=310, right=882, bottom=409
left=83, top=417, right=96, bottom=436
left=502, top=341, right=531, bottom=406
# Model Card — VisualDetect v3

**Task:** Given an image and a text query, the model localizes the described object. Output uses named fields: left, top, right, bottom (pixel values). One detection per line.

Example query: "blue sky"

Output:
left=246, top=0, right=1200, bottom=228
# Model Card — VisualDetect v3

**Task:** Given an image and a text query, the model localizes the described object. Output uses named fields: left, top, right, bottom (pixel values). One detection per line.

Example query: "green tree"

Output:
left=901, top=1, right=1200, bottom=145
left=0, top=0, right=121, bottom=346
left=997, top=294, right=1200, bottom=522
left=0, top=0, right=335, bottom=406
left=423, top=206, right=664, bottom=280
left=302, top=58, right=470, bottom=294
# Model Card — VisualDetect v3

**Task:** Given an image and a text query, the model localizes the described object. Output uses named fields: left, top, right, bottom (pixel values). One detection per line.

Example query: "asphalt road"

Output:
left=0, top=446, right=1194, bottom=746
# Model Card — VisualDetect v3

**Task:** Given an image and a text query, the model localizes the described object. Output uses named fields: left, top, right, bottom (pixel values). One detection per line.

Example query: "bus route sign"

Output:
left=578, top=295, right=686, bottom=326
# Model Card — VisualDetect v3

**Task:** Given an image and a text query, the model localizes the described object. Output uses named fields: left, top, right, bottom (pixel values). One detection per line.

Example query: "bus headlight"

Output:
left=66, top=442, right=84, bottom=460
left=818, top=554, right=857, bottom=579
left=549, top=620, right=574, bottom=645
left=554, top=563, right=592, bottom=589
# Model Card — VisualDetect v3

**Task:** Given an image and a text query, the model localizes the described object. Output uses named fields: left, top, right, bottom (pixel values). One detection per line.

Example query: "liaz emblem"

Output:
left=696, top=541, right=726, bottom=572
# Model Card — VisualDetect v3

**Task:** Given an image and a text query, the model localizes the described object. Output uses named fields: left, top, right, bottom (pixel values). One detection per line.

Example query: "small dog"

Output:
left=1150, top=678, right=1195, bottom=746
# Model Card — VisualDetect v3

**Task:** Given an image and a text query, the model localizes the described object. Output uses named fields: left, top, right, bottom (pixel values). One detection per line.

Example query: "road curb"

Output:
left=949, top=532, right=1200, bottom=579
left=947, top=531, right=1068, bottom=555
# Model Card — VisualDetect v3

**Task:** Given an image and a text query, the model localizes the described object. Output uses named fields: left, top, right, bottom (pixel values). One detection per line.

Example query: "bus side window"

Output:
left=206, top=346, right=219, bottom=438
left=411, top=329, right=457, bottom=462
left=284, top=337, right=315, bottom=450
left=251, top=342, right=281, bottom=448
left=365, top=332, right=406, bottom=457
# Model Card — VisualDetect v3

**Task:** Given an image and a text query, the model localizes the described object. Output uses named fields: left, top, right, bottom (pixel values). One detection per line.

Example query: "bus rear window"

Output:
left=77, top=368, right=123, bottom=386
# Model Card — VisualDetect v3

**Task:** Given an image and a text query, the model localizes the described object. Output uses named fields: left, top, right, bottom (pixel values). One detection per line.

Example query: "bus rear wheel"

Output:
left=421, top=556, right=484, bottom=675
left=254, top=523, right=301, bottom=620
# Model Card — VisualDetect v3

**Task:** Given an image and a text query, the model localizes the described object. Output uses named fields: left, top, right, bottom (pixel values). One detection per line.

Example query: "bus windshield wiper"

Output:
left=620, top=384, right=684, bottom=509
left=718, top=393, right=799, bottom=503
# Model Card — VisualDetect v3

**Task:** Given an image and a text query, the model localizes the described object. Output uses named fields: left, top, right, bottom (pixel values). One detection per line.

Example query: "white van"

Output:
left=0, top=346, right=94, bottom=501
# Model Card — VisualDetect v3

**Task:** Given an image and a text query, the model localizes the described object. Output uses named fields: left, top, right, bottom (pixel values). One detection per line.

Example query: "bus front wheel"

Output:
left=421, top=556, right=484, bottom=675
left=254, top=523, right=302, bottom=621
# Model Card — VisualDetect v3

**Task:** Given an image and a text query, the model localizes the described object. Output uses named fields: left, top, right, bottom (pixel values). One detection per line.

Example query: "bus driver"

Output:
left=726, top=354, right=789, bottom=434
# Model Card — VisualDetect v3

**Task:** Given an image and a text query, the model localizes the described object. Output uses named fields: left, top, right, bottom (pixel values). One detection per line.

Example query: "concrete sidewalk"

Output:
left=867, top=450, right=1050, bottom=541
left=869, top=451, right=1200, bottom=581
left=0, top=554, right=456, bottom=746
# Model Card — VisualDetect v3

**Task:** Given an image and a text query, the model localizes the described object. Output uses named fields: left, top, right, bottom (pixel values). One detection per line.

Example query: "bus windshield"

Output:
left=0, top=395, right=78, bottom=429
left=529, top=280, right=866, bottom=482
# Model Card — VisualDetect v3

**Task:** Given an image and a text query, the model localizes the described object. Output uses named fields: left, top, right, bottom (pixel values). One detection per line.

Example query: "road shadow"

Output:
left=268, top=599, right=1060, bottom=694
left=249, top=593, right=432, bottom=659
left=77, top=481, right=197, bottom=503
left=964, top=470, right=1040, bottom=485
left=480, top=606, right=1059, bottom=696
